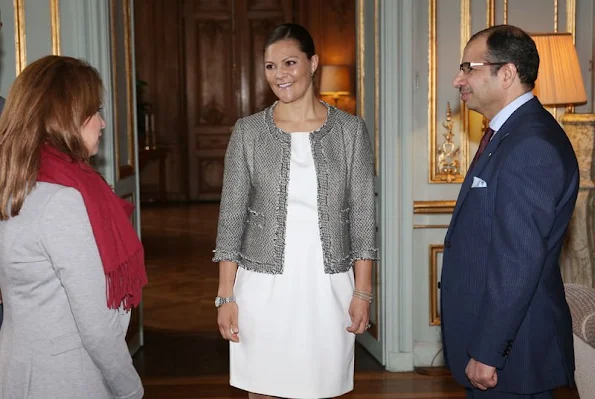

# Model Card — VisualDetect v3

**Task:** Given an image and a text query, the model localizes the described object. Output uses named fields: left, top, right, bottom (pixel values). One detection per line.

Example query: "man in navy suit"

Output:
left=441, top=25, right=579, bottom=398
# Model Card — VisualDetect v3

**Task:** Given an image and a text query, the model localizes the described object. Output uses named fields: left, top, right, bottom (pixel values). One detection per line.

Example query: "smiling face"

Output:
left=264, top=39, right=318, bottom=104
left=81, top=110, right=105, bottom=156
left=452, top=35, right=506, bottom=120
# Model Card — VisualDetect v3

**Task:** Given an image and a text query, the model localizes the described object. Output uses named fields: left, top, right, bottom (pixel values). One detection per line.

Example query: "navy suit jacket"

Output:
left=440, top=97, right=578, bottom=394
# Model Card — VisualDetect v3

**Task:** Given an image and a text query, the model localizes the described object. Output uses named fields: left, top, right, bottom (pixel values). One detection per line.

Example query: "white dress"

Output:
left=230, top=133, right=356, bottom=399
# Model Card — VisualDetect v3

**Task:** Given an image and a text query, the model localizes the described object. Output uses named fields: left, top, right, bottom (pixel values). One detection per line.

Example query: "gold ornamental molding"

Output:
left=357, top=0, right=364, bottom=118
left=460, top=0, right=471, bottom=175
left=429, top=0, right=578, bottom=185
left=428, top=0, right=437, bottom=182
left=460, top=0, right=470, bottom=57
left=554, top=0, right=559, bottom=32
left=356, top=0, right=380, bottom=175
left=553, top=0, right=575, bottom=37
left=429, top=0, right=470, bottom=183
left=567, top=0, right=576, bottom=41
left=50, top=0, right=61, bottom=55
left=357, top=0, right=364, bottom=116
left=437, top=102, right=461, bottom=182
left=374, top=0, right=379, bottom=176
left=413, top=200, right=456, bottom=214
left=486, top=0, right=495, bottom=27
left=123, top=0, right=135, bottom=179
left=354, top=3, right=380, bottom=338
left=414, top=224, right=450, bottom=229
left=429, top=244, right=444, bottom=326
left=561, top=113, right=595, bottom=125
left=111, top=0, right=136, bottom=180
left=355, top=0, right=379, bottom=336
left=14, top=0, right=26, bottom=74
left=110, top=2, right=120, bottom=178
left=566, top=0, right=576, bottom=112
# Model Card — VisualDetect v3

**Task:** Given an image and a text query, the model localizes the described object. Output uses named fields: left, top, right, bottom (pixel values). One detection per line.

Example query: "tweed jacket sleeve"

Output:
left=213, top=118, right=251, bottom=263
left=349, top=119, right=378, bottom=261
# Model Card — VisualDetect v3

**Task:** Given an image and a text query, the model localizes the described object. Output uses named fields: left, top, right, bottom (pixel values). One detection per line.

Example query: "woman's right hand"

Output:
left=217, top=302, right=240, bottom=342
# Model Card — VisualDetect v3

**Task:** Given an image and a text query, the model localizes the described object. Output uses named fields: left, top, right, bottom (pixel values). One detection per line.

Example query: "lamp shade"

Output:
left=319, top=65, right=351, bottom=96
left=531, top=33, right=587, bottom=106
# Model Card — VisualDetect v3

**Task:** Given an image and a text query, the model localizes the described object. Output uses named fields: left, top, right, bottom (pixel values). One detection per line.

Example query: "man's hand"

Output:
left=465, top=358, right=497, bottom=390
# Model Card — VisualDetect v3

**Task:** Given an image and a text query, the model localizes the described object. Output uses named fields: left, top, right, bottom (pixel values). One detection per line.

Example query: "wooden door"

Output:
left=183, top=0, right=293, bottom=201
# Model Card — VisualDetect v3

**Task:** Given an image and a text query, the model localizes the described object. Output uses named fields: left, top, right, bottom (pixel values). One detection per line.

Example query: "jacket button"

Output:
left=437, top=282, right=441, bottom=289
left=444, top=240, right=451, bottom=248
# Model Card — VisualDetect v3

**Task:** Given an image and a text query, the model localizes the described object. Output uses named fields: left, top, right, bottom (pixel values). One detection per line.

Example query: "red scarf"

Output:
left=37, top=144, right=148, bottom=310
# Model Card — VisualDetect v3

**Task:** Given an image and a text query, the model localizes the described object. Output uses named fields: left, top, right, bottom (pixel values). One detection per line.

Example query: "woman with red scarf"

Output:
left=0, top=56, right=147, bottom=398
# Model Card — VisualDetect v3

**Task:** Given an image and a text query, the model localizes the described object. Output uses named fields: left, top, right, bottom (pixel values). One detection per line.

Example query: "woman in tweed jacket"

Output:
left=214, top=23, right=377, bottom=399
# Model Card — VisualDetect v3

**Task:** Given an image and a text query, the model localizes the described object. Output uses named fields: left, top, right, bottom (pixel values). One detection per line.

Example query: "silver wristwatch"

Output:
left=215, top=296, right=236, bottom=308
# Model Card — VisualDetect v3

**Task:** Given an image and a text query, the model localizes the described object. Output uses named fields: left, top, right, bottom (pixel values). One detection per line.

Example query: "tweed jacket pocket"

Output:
left=338, top=207, right=351, bottom=258
left=241, top=208, right=266, bottom=261
left=246, top=208, right=265, bottom=229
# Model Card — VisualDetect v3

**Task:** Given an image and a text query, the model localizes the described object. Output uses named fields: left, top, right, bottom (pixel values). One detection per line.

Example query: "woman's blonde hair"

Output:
left=0, top=55, right=104, bottom=220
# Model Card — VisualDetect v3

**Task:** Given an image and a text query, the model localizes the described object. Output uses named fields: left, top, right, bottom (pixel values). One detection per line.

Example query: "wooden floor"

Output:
left=136, top=203, right=579, bottom=399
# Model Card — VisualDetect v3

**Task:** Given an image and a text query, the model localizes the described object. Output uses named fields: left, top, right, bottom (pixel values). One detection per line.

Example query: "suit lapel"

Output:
left=448, top=133, right=507, bottom=232
left=446, top=98, right=542, bottom=236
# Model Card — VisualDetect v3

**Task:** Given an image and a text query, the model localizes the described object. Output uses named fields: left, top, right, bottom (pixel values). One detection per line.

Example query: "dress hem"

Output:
left=230, top=378, right=354, bottom=399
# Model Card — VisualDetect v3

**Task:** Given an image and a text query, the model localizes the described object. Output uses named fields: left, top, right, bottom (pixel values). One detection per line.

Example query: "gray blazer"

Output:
left=0, top=183, right=143, bottom=399
left=213, top=102, right=378, bottom=274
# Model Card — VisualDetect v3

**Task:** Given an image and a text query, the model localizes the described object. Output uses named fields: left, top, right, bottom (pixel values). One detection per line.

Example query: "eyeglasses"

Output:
left=459, top=62, right=508, bottom=74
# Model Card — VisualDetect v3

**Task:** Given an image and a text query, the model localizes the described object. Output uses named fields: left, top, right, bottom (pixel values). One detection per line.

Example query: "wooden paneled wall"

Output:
left=296, top=0, right=357, bottom=115
left=134, top=0, right=356, bottom=201
left=135, top=0, right=188, bottom=201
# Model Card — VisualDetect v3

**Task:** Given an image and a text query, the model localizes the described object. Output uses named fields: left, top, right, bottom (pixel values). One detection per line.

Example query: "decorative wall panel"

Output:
left=428, top=0, right=579, bottom=184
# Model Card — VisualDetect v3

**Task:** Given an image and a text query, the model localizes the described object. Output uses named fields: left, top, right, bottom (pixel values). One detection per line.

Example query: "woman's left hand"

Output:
left=346, top=296, right=371, bottom=334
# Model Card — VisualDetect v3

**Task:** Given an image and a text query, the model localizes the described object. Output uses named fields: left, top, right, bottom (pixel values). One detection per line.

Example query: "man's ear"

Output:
left=501, top=63, right=518, bottom=89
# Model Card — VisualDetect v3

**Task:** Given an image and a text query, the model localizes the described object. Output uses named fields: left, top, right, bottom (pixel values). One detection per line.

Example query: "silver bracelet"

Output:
left=353, top=289, right=373, bottom=303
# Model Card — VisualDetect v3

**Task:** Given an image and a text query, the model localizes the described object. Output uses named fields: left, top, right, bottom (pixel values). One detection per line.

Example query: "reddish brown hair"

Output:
left=0, top=55, right=104, bottom=220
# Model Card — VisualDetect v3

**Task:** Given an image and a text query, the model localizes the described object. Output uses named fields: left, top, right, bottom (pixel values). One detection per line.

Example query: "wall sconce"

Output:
left=319, top=65, right=351, bottom=106
left=532, top=32, right=595, bottom=288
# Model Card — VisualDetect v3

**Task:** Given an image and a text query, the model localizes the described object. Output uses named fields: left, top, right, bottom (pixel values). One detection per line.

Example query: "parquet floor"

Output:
left=136, top=203, right=579, bottom=399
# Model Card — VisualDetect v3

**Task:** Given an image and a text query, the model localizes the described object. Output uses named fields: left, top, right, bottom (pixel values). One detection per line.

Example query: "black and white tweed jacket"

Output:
left=212, top=102, right=378, bottom=274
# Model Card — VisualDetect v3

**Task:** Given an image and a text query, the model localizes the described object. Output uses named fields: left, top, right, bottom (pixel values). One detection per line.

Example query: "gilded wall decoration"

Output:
left=357, top=0, right=379, bottom=175
left=559, top=114, right=595, bottom=288
left=50, top=0, right=61, bottom=55
left=428, top=0, right=471, bottom=183
left=429, top=244, right=444, bottom=326
left=437, top=102, right=460, bottom=182
left=14, top=0, right=26, bottom=74
left=428, top=0, right=577, bottom=184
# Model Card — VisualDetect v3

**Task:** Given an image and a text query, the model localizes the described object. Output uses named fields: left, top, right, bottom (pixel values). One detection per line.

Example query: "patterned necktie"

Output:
left=469, top=127, right=495, bottom=171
